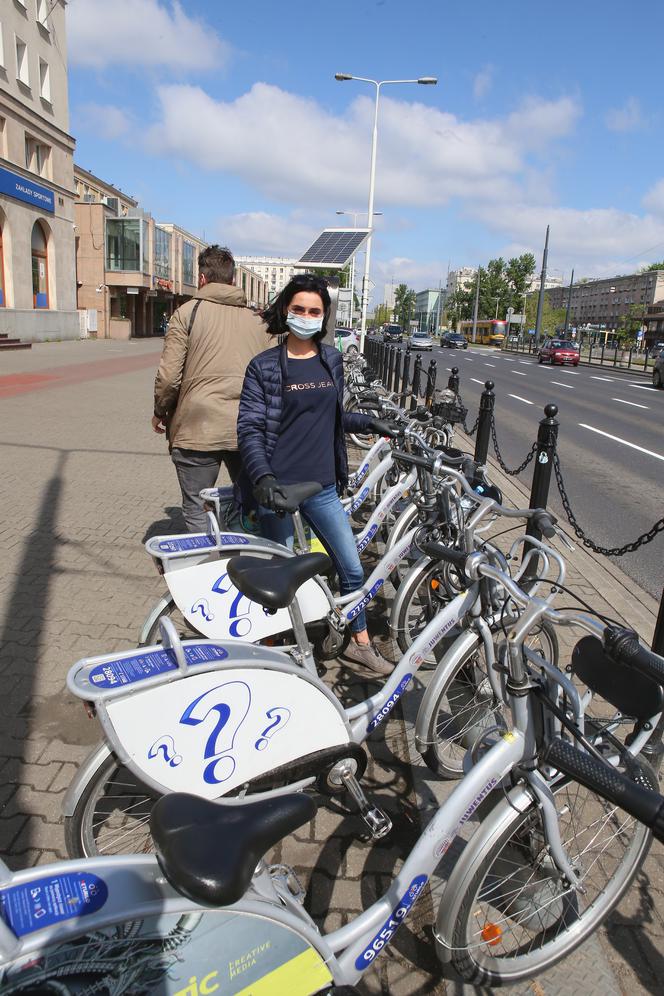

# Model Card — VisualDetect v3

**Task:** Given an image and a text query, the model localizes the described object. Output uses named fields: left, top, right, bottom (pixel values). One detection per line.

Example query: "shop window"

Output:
left=0, top=223, right=5, bottom=307
left=31, top=221, right=48, bottom=309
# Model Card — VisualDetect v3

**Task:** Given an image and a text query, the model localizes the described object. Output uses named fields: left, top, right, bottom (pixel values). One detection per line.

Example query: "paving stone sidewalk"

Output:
left=0, top=340, right=661, bottom=994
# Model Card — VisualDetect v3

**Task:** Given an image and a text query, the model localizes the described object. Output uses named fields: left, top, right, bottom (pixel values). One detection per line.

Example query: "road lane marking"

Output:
left=591, top=376, right=614, bottom=382
left=511, top=370, right=527, bottom=376
left=551, top=381, right=574, bottom=389
left=561, top=370, right=579, bottom=375
left=509, top=394, right=534, bottom=405
left=519, top=361, right=531, bottom=365
left=612, top=398, right=649, bottom=409
left=579, top=424, right=664, bottom=462
left=484, top=363, right=495, bottom=367
left=466, top=358, right=474, bottom=362
left=628, top=384, right=656, bottom=391
left=470, top=378, right=485, bottom=385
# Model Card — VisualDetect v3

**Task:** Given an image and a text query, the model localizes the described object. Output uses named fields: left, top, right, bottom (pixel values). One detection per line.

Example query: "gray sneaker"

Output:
left=343, top=640, right=393, bottom=675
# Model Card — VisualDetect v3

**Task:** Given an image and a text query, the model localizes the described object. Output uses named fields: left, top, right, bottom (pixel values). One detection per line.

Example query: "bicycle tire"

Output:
left=421, top=622, right=558, bottom=779
left=446, top=750, right=655, bottom=985
left=392, top=558, right=460, bottom=660
left=65, top=751, right=158, bottom=858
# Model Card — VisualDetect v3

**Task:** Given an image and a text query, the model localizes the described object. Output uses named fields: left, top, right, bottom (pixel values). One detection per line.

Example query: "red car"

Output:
left=538, top=338, right=579, bottom=366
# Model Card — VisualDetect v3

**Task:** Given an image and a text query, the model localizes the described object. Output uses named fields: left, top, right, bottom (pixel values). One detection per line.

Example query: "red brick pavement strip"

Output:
left=0, top=351, right=161, bottom=399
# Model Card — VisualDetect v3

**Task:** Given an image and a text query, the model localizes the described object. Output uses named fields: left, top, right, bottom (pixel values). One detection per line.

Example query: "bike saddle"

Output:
left=151, top=792, right=316, bottom=907
left=227, top=552, right=332, bottom=609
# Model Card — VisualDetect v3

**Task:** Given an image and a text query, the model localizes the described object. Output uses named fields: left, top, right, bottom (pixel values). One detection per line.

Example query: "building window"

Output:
left=38, top=58, right=50, bottom=101
left=31, top=221, right=48, bottom=309
left=25, top=134, right=50, bottom=177
left=142, top=220, right=149, bottom=273
left=15, top=36, right=29, bottom=87
left=154, top=226, right=172, bottom=280
left=36, top=0, right=49, bottom=29
left=106, top=218, right=141, bottom=271
left=182, top=241, right=195, bottom=285
left=0, top=23, right=5, bottom=69
left=0, top=222, right=5, bottom=307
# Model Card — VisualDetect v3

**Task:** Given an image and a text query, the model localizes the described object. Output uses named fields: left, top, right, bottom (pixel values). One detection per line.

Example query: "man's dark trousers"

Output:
left=171, top=448, right=243, bottom=532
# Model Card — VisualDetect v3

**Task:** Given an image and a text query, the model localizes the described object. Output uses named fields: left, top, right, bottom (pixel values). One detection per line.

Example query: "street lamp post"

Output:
left=336, top=209, right=382, bottom=328
left=335, top=72, right=437, bottom=353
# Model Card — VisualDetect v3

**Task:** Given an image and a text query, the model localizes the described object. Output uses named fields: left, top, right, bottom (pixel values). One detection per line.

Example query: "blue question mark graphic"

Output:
left=211, top=573, right=253, bottom=638
left=147, top=734, right=183, bottom=768
left=191, top=598, right=214, bottom=623
left=180, top=681, right=251, bottom=784
left=255, top=706, right=291, bottom=751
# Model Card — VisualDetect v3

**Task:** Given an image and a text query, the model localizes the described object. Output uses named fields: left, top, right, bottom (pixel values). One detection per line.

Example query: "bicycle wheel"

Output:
left=65, top=752, right=157, bottom=858
left=447, top=749, right=655, bottom=985
left=421, top=622, right=558, bottom=779
left=392, top=559, right=460, bottom=659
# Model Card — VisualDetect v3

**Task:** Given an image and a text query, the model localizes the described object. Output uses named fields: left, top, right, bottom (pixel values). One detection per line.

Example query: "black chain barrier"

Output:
left=490, top=414, right=537, bottom=476
left=553, top=452, right=664, bottom=556
left=454, top=392, right=478, bottom=435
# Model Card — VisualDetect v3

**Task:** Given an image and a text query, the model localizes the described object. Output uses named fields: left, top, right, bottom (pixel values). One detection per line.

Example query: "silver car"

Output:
left=410, top=331, right=434, bottom=351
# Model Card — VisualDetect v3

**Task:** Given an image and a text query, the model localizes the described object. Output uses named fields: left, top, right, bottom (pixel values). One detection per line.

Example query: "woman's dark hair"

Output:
left=262, top=273, right=331, bottom=341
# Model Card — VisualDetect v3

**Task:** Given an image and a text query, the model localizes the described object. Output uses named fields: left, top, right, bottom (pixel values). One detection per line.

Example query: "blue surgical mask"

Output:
left=286, top=311, right=323, bottom=339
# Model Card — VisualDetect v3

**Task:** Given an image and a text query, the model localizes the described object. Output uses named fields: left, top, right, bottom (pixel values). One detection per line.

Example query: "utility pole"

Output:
left=534, top=225, right=550, bottom=347
left=471, top=267, right=480, bottom=343
left=564, top=268, right=575, bottom=333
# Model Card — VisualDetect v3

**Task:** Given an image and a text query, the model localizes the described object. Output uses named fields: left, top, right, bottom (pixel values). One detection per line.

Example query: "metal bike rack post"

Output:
left=392, top=347, right=402, bottom=394
left=387, top=345, right=396, bottom=393
left=410, top=354, right=422, bottom=411
left=473, top=380, right=495, bottom=464
left=522, top=403, right=559, bottom=580
left=447, top=366, right=460, bottom=394
left=639, top=587, right=664, bottom=769
left=381, top=343, right=389, bottom=386
left=425, top=359, right=437, bottom=407
left=400, top=345, right=411, bottom=408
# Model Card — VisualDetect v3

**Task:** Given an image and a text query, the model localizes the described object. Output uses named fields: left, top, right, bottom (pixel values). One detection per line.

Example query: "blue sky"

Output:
left=67, top=0, right=664, bottom=300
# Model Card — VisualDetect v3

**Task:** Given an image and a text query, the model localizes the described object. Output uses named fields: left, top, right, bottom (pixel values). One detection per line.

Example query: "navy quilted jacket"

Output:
left=237, top=342, right=372, bottom=489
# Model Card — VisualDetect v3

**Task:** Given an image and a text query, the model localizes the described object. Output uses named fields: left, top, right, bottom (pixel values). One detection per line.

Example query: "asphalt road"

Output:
left=425, top=344, right=663, bottom=597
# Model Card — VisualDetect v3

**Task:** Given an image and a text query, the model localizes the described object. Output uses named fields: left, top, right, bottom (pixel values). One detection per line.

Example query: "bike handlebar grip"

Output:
left=604, top=627, right=664, bottom=686
left=544, top=738, right=664, bottom=845
left=418, top=541, right=469, bottom=572
left=392, top=449, right=435, bottom=472
left=530, top=510, right=557, bottom=538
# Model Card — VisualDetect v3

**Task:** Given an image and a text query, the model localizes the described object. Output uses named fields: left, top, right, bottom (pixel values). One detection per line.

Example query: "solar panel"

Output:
left=298, top=228, right=371, bottom=268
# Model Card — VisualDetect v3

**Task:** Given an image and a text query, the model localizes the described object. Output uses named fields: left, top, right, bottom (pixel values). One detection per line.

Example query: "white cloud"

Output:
left=76, top=103, right=132, bottom=141
left=604, top=97, right=645, bottom=133
left=146, top=82, right=580, bottom=211
left=217, top=212, right=319, bottom=257
left=473, top=65, right=493, bottom=101
left=642, top=178, right=664, bottom=217
left=372, top=257, right=447, bottom=294
left=67, top=0, right=230, bottom=72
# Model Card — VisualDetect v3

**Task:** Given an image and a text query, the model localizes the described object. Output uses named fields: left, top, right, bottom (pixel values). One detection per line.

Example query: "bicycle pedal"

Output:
left=362, top=805, right=393, bottom=839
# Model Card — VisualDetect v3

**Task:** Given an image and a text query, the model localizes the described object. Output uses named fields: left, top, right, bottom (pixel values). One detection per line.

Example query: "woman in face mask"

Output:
left=237, top=273, right=395, bottom=675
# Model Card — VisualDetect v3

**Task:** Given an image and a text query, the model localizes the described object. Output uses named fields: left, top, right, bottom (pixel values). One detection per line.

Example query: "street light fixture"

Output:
left=335, top=72, right=438, bottom=352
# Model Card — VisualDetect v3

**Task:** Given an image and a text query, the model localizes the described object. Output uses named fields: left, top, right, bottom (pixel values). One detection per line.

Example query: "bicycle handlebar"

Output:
left=604, top=627, right=664, bottom=686
left=544, top=738, right=664, bottom=844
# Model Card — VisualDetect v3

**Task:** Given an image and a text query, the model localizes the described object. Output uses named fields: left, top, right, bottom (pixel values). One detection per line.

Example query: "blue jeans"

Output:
left=258, top=485, right=367, bottom=633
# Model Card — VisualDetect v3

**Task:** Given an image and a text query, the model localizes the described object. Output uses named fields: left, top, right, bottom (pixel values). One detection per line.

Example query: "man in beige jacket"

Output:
left=152, top=245, right=268, bottom=531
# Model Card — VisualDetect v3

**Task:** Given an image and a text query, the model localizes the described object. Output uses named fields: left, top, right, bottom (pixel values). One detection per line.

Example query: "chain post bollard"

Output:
left=523, top=403, right=559, bottom=581
left=387, top=345, right=396, bottom=394
left=425, top=359, right=437, bottom=407
left=381, top=343, right=389, bottom=387
left=393, top=347, right=402, bottom=395
left=400, top=345, right=411, bottom=408
left=473, top=380, right=495, bottom=464
left=447, top=366, right=460, bottom=394
left=410, top=354, right=423, bottom=411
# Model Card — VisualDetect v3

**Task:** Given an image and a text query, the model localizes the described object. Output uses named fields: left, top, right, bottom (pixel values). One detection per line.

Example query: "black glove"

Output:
left=254, top=475, right=285, bottom=511
left=367, top=418, right=402, bottom=439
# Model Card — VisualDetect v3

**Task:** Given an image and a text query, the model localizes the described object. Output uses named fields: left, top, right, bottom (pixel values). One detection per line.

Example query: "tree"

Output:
left=524, top=291, right=566, bottom=337
left=444, top=286, right=473, bottom=327
left=373, top=303, right=392, bottom=326
left=617, top=303, right=644, bottom=345
left=310, top=264, right=351, bottom=289
left=505, top=253, right=536, bottom=310
left=394, top=283, right=416, bottom=328
left=640, top=262, right=664, bottom=272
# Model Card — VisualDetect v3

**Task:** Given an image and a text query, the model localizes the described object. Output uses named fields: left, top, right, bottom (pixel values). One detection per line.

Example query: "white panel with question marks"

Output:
left=104, top=668, right=349, bottom=799
left=165, top=558, right=330, bottom=640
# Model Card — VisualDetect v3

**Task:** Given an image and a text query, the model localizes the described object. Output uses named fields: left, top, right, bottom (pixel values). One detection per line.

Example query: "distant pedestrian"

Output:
left=152, top=245, right=268, bottom=532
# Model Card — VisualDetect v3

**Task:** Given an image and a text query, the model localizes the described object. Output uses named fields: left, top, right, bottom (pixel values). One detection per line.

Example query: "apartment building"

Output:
left=414, top=288, right=442, bottom=331
left=446, top=267, right=476, bottom=297
left=235, top=255, right=305, bottom=299
left=75, top=167, right=266, bottom=338
left=0, top=0, right=77, bottom=341
left=546, top=269, right=664, bottom=344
